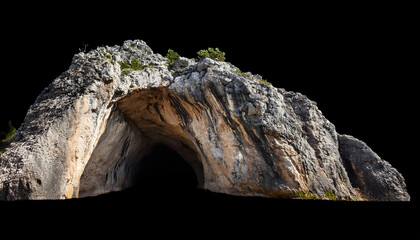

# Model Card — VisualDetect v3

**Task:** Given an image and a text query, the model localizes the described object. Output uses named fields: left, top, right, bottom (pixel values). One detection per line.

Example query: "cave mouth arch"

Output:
left=77, top=88, right=205, bottom=198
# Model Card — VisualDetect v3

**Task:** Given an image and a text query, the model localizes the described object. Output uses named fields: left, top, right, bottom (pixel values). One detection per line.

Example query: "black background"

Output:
left=0, top=2, right=417, bottom=228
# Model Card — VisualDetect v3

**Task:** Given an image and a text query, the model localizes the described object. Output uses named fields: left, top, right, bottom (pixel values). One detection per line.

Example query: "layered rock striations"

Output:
left=0, top=40, right=410, bottom=201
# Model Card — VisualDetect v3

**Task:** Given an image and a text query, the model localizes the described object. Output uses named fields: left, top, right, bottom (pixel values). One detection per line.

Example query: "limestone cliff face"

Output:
left=0, top=40, right=410, bottom=201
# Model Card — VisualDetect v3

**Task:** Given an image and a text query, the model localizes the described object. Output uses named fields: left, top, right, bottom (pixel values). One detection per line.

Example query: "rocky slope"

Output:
left=0, top=40, right=410, bottom=201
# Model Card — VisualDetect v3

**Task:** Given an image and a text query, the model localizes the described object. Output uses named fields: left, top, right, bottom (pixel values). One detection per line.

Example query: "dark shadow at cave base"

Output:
left=136, top=143, right=197, bottom=192
left=123, top=143, right=199, bottom=199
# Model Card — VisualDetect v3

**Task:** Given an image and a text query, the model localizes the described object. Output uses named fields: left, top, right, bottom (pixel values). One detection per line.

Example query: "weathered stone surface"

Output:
left=338, top=134, right=410, bottom=201
left=0, top=40, right=410, bottom=201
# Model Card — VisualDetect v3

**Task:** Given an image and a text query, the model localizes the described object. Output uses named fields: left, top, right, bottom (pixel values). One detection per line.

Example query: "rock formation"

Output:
left=0, top=40, right=410, bottom=201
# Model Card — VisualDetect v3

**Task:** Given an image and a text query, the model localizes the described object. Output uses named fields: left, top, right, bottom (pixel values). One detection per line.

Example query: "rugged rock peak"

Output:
left=0, top=40, right=410, bottom=201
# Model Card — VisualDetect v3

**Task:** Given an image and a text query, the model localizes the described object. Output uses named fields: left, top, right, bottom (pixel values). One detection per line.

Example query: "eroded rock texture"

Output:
left=0, top=40, right=410, bottom=201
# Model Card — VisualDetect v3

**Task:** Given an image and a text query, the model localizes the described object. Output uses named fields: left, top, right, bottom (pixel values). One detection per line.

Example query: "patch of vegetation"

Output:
left=324, top=190, right=337, bottom=200
left=119, top=64, right=133, bottom=76
left=0, top=121, right=17, bottom=156
left=197, top=47, right=226, bottom=61
left=233, top=69, right=272, bottom=86
left=294, top=190, right=317, bottom=200
left=233, top=69, right=252, bottom=78
left=165, top=49, right=180, bottom=65
left=118, top=58, right=153, bottom=76
left=130, top=58, right=143, bottom=71
left=1, top=121, right=16, bottom=143
left=294, top=189, right=351, bottom=201
left=105, top=50, right=115, bottom=62
left=257, top=79, right=272, bottom=85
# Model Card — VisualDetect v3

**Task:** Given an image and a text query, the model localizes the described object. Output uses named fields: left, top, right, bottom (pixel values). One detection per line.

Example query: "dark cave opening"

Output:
left=130, top=143, right=199, bottom=196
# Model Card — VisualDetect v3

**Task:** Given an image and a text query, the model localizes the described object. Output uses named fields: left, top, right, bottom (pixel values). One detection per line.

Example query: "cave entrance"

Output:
left=78, top=88, right=205, bottom=198
left=79, top=137, right=203, bottom=198
left=132, top=143, right=199, bottom=194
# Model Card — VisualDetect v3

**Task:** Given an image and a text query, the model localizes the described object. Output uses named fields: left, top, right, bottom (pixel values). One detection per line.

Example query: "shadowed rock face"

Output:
left=0, top=40, right=410, bottom=201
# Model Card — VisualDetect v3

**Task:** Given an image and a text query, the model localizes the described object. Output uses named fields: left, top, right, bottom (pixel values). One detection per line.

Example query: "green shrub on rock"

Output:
left=118, top=58, right=150, bottom=76
left=197, top=48, right=226, bottom=61
left=130, top=58, right=143, bottom=71
left=165, top=49, right=180, bottom=65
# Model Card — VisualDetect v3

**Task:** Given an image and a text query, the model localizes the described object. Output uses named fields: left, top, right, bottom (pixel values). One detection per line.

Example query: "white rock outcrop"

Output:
left=0, top=40, right=410, bottom=201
